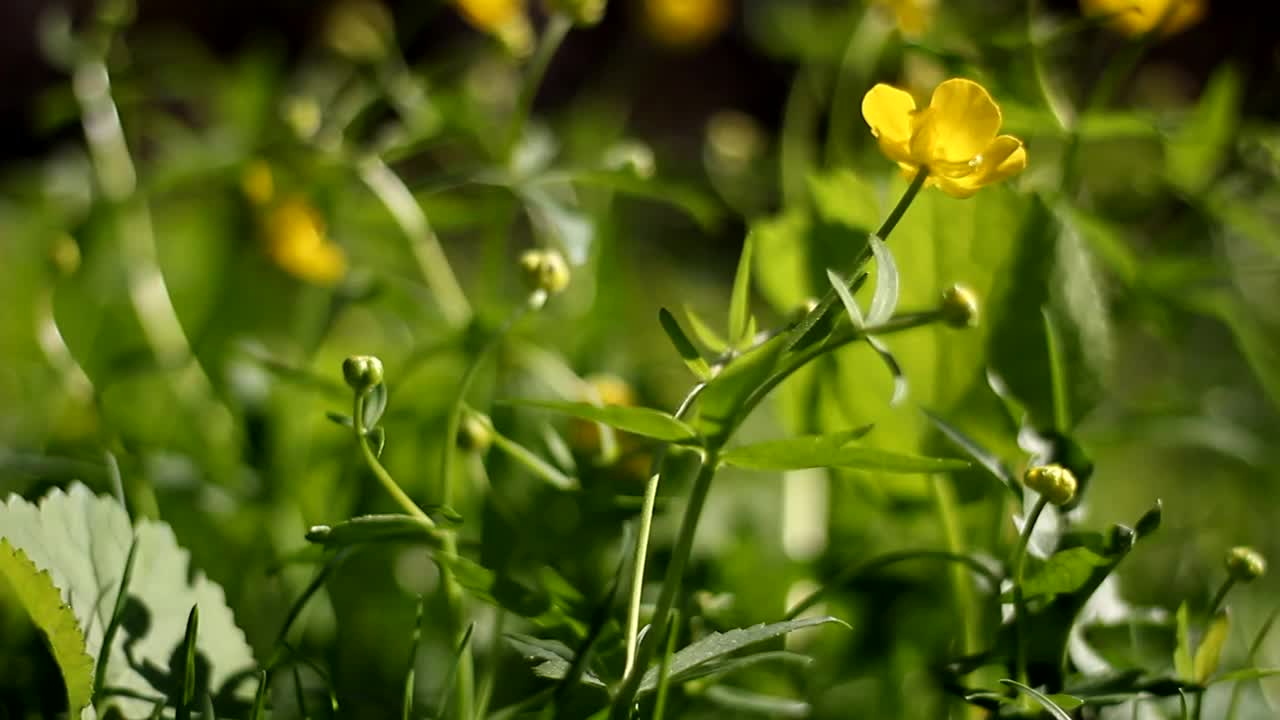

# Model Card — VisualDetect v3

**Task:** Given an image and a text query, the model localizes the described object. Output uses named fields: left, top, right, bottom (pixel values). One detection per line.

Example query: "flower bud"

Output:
left=940, top=284, right=979, bottom=328
left=1023, top=463, right=1077, bottom=506
left=519, top=248, right=571, bottom=296
left=1226, top=546, right=1266, bottom=583
left=545, top=0, right=606, bottom=25
left=324, top=0, right=395, bottom=63
left=343, top=355, right=384, bottom=392
left=457, top=411, right=494, bottom=453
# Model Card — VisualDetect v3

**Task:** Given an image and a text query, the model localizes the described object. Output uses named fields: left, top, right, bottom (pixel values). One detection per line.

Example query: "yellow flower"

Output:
left=454, top=0, right=533, bottom=55
left=264, top=197, right=347, bottom=286
left=643, top=0, right=730, bottom=49
left=874, top=0, right=935, bottom=37
left=1080, top=0, right=1204, bottom=37
left=862, top=78, right=1027, bottom=199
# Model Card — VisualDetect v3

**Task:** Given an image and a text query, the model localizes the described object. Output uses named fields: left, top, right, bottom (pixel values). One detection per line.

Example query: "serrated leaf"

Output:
left=866, top=235, right=898, bottom=326
left=0, top=540, right=94, bottom=718
left=505, top=400, right=699, bottom=442
left=729, top=233, right=755, bottom=346
left=1194, top=610, right=1230, bottom=685
left=999, top=679, right=1074, bottom=720
left=638, top=616, right=846, bottom=691
left=1175, top=602, right=1194, bottom=682
left=658, top=308, right=712, bottom=380
left=0, top=483, right=255, bottom=718
left=722, top=433, right=966, bottom=474
left=505, top=633, right=606, bottom=689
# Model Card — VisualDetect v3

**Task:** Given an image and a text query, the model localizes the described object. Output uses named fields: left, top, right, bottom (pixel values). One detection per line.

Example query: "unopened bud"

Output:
left=519, top=248, right=571, bottom=296
left=1226, top=546, right=1266, bottom=583
left=457, top=411, right=493, bottom=453
left=1023, top=463, right=1077, bottom=506
left=342, top=355, right=384, bottom=392
left=325, top=0, right=395, bottom=63
left=940, top=284, right=979, bottom=328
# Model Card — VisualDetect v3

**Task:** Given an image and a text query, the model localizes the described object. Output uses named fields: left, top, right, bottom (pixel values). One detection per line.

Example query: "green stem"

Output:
left=622, top=384, right=707, bottom=677
left=507, top=13, right=572, bottom=162
left=357, top=155, right=472, bottom=327
left=1012, top=496, right=1050, bottom=693
left=353, top=390, right=431, bottom=522
left=488, top=427, right=576, bottom=490
left=932, top=476, right=980, bottom=656
left=652, top=608, right=681, bottom=720
left=1206, top=578, right=1236, bottom=619
left=875, top=167, right=929, bottom=241
left=611, top=452, right=720, bottom=720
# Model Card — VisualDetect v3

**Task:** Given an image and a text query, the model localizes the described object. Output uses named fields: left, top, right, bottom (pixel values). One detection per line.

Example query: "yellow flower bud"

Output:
left=1226, top=546, right=1267, bottom=583
left=545, top=0, right=606, bottom=26
left=1023, top=464, right=1078, bottom=506
left=457, top=411, right=494, bottom=453
left=519, top=248, right=571, bottom=296
left=343, top=355, right=384, bottom=392
left=940, top=284, right=979, bottom=328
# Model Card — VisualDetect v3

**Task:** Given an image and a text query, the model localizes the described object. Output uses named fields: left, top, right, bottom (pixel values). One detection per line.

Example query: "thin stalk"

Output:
left=357, top=155, right=472, bottom=327
left=94, top=535, right=139, bottom=699
left=875, top=167, right=929, bottom=241
left=611, top=453, right=719, bottom=720
left=489, top=428, right=576, bottom=490
left=1226, top=602, right=1280, bottom=719
left=932, top=475, right=980, bottom=656
left=1206, top=578, right=1236, bottom=619
left=1012, top=496, right=1050, bottom=693
left=474, top=609, right=506, bottom=720
left=353, top=390, right=431, bottom=522
left=622, top=384, right=708, bottom=677
left=507, top=13, right=573, bottom=161
left=652, top=608, right=681, bottom=720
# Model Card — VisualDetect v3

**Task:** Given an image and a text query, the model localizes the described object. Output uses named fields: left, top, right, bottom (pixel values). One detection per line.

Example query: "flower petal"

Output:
left=923, top=78, right=1002, bottom=166
left=863, top=84, right=917, bottom=164
left=975, top=135, right=1027, bottom=185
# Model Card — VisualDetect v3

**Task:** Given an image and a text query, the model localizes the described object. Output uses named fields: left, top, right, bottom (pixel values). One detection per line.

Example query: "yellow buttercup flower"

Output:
left=264, top=197, right=347, bottom=286
left=643, top=0, right=730, bottom=49
left=1080, top=0, right=1204, bottom=37
left=862, top=78, right=1027, bottom=199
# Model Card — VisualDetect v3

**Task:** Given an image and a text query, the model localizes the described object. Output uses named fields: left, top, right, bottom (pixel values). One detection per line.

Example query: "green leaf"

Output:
left=505, top=633, right=607, bottom=689
left=695, top=333, right=789, bottom=445
left=177, top=605, right=199, bottom=720
left=828, top=269, right=865, bottom=328
left=658, top=308, right=712, bottom=380
left=923, top=408, right=1021, bottom=500
left=1015, top=547, right=1113, bottom=601
left=1043, top=307, right=1071, bottom=432
left=1166, top=65, right=1242, bottom=193
left=505, top=400, right=699, bottom=442
left=362, top=383, right=388, bottom=430
left=1175, top=601, right=1194, bottom=682
left=865, top=235, right=898, bottom=326
left=305, top=514, right=446, bottom=549
left=0, top=483, right=255, bottom=718
left=1210, top=667, right=1280, bottom=686
left=722, top=432, right=966, bottom=474
left=1135, top=500, right=1163, bottom=539
left=0, top=540, right=94, bottom=718
left=1194, top=610, right=1230, bottom=685
left=999, top=680, right=1074, bottom=720
left=637, top=616, right=846, bottom=692
left=684, top=305, right=730, bottom=354
left=641, top=650, right=812, bottom=693
left=543, top=168, right=724, bottom=231
left=728, top=233, right=755, bottom=347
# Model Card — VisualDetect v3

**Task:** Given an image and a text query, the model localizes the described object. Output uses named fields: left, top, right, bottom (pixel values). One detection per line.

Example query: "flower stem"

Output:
left=622, top=384, right=707, bottom=677
left=1012, top=495, right=1050, bottom=693
left=875, top=167, right=929, bottom=241
left=1206, top=577, right=1236, bottom=619
left=611, top=451, right=720, bottom=720
left=507, top=13, right=573, bottom=162
left=353, top=390, right=432, bottom=523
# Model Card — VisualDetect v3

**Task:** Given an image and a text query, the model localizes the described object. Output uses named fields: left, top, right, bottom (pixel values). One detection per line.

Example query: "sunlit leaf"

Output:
left=1193, top=611, right=1230, bottom=685
left=866, top=235, right=899, bottom=327
left=658, top=308, right=712, bottom=380
left=728, top=233, right=755, bottom=347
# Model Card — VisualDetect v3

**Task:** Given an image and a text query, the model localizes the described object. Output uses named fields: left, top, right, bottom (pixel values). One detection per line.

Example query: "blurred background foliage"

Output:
left=2, top=0, right=1280, bottom=718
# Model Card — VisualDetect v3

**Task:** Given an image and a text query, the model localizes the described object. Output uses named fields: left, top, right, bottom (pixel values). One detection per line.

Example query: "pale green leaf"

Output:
left=1194, top=611, right=1230, bottom=685
left=999, top=679, right=1073, bottom=720
left=1175, top=601, right=1194, bottom=682
left=729, top=233, right=755, bottom=346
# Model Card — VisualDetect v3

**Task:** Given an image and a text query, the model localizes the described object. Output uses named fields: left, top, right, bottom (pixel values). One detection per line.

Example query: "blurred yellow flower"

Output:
left=643, top=0, right=730, bottom=49
left=862, top=78, right=1027, bottom=198
left=454, top=0, right=534, bottom=55
left=241, top=160, right=275, bottom=207
left=1080, top=0, right=1204, bottom=36
left=874, top=0, right=935, bottom=37
left=264, top=197, right=347, bottom=286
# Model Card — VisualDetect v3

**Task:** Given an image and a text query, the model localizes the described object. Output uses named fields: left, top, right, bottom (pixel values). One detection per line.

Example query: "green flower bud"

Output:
left=545, top=0, right=606, bottom=26
left=940, top=284, right=979, bottom=328
left=324, top=0, right=395, bottom=63
left=519, top=248, right=571, bottom=296
left=342, top=355, right=384, bottom=392
left=1023, top=463, right=1077, bottom=506
left=1226, top=546, right=1267, bottom=583
left=457, top=411, right=494, bottom=454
